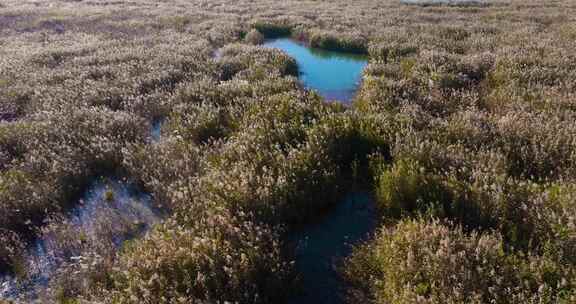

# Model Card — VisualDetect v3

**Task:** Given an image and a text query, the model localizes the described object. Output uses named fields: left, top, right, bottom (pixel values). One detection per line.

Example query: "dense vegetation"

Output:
left=1, top=0, right=576, bottom=303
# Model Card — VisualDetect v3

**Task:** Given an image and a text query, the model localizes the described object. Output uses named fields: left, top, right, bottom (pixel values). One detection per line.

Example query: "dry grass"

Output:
left=1, top=0, right=576, bottom=302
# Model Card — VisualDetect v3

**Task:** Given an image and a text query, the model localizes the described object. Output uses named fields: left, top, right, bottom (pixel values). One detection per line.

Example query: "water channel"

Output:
left=265, top=39, right=376, bottom=303
left=264, top=38, right=368, bottom=104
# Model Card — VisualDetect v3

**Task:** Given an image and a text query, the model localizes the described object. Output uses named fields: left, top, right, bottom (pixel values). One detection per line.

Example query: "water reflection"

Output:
left=264, top=39, right=368, bottom=104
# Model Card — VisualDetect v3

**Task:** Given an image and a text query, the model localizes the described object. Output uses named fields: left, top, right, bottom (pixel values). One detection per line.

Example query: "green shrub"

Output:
left=344, top=219, right=576, bottom=304
left=251, top=21, right=292, bottom=38
left=373, top=157, right=498, bottom=230
left=217, top=44, right=298, bottom=80
left=307, top=112, right=395, bottom=183
left=193, top=93, right=341, bottom=226
left=309, top=31, right=368, bottom=54
left=355, top=75, right=424, bottom=114
left=537, top=183, right=576, bottom=264
left=169, top=103, right=232, bottom=144
left=107, top=212, right=291, bottom=304
left=122, top=138, right=204, bottom=211
left=374, top=158, right=450, bottom=217
left=0, top=169, right=58, bottom=236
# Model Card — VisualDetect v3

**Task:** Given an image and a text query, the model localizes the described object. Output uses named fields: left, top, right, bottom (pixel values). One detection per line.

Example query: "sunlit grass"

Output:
left=1, top=0, right=576, bottom=302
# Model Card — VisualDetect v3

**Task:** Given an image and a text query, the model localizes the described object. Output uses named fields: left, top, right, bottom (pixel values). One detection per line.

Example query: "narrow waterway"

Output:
left=288, top=192, right=377, bottom=304
left=264, top=38, right=368, bottom=104
left=264, top=38, right=376, bottom=303
left=151, top=118, right=164, bottom=142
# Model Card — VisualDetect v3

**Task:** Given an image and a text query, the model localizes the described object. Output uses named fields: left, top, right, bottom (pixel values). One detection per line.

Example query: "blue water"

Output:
left=151, top=118, right=164, bottom=142
left=288, top=192, right=377, bottom=304
left=0, top=179, right=160, bottom=301
left=264, top=39, right=368, bottom=104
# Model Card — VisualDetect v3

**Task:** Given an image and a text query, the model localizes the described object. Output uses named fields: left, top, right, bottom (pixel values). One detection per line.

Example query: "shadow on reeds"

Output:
left=287, top=191, right=377, bottom=304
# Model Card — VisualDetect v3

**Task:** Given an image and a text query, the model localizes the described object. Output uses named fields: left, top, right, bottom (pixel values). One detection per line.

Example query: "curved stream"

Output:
left=264, top=38, right=368, bottom=104
left=265, top=38, right=376, bottom=303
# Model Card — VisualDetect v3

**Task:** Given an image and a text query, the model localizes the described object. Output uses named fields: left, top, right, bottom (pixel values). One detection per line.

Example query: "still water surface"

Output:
left=264, top=39, right=368, bottom=104
left=265, top=39, right=375, bottom=303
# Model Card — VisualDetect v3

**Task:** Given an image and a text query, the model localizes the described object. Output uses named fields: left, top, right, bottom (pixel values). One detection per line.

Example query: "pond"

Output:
left=0, top=178, right=160, bottom=301
left=288, top=191, right=377, bottom=304
left=264, top=39, right=368, bottom=104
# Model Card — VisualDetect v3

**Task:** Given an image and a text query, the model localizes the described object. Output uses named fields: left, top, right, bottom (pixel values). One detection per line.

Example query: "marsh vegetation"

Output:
left=1, top=0, right=576, bottom=303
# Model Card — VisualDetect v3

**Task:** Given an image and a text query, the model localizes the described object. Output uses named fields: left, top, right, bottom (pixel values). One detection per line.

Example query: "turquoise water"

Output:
left=264, top=39, right=368, bottom=104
